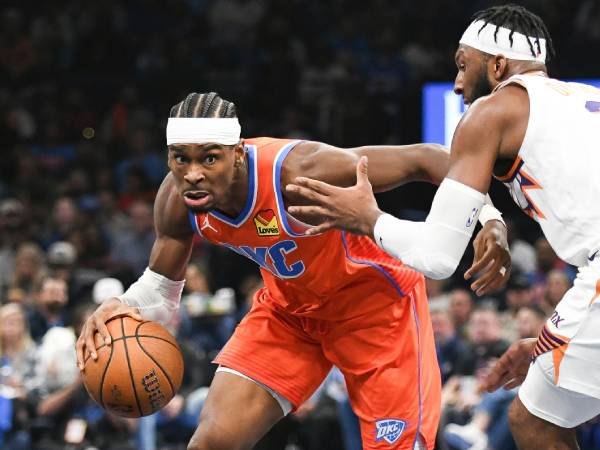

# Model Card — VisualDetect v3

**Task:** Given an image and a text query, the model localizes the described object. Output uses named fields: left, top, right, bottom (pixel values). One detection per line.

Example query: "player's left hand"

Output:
left=286, top=156, right=383, bottom=237
left=481, top=338, right=536, bottom=392
left=464, top=219, right=510, bottom=296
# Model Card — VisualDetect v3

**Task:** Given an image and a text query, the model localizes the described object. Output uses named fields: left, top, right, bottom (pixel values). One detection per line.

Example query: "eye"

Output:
left=174, top=155, right=188, bottom=164
left=205, top=154, right=217, bottom=165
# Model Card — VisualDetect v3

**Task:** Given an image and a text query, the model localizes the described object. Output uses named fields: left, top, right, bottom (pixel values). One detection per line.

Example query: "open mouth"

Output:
left=183, top=191, right=211, bottom=208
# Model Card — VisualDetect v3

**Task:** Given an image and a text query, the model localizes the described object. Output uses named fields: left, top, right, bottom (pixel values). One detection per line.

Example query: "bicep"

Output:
left=284, top=141, right=442, bottom=192
left=284, top=142, right=359, bottom=188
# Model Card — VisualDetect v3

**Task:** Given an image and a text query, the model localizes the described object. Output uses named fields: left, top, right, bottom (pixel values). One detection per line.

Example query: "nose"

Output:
left=184, top=163, right=205, bottom=185
left=454, top=73, right=463, bottom=95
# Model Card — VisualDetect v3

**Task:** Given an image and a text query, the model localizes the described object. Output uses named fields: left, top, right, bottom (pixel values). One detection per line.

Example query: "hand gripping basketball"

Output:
left=81, top=316, right=184, bottom=417
left=76, top=298, right=142, bottom=370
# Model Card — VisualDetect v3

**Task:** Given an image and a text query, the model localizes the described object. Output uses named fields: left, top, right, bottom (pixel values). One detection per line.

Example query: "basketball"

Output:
left=82, top=316, right=184, bottom=418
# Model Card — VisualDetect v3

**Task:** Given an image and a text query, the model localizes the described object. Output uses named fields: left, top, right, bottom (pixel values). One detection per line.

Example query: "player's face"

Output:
left=453, top=45, right=493, bottom=105
left=168, top=142, right=243, bottom=213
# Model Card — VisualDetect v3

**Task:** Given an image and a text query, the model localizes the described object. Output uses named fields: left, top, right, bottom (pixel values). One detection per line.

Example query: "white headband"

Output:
left=459, top=20, right=546, bottom=63
left=166, top=118, right=241, bottom=145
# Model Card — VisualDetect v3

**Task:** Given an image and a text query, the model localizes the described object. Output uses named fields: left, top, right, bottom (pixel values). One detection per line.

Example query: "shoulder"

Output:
left=461, top=84, right=529, bottom=131
left=452, top=85, right=529, bottom=157
left=154, top=173, right=193, bottom=238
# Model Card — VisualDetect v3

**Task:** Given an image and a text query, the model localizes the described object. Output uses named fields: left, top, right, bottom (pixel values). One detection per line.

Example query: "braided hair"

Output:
left=471, top=4, right=555, bottom=61
left=169, top=92, right=237, bottom=118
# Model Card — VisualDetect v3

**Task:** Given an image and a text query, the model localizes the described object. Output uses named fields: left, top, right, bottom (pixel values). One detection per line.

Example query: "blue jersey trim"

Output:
left=340, top=232, right=406, bottom=297
left=410, top=294, right=424, bottom=450
left=210, top=144, right=257, bottom=227
left=273, top=140, right=308, bottom=237
left=188, top=211, right=201, bottom=235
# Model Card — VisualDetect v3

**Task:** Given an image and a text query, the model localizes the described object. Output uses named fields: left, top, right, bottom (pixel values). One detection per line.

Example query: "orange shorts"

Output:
left=215, top=278, right=441, bottom=449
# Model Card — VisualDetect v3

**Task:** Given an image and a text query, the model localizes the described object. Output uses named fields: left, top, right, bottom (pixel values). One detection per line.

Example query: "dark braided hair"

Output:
left=169, top=92, right=237, bottom=118
left=471, top=4, right=555, bottom=62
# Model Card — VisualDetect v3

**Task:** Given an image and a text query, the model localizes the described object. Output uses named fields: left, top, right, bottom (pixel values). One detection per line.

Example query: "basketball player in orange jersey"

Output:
left=76, top=92, right=509, bottom=450
left=287, top=4, right=600, bottom=450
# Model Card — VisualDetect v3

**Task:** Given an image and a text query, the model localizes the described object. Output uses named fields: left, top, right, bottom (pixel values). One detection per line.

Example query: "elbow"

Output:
left=410, top=253, right=459, bottom=280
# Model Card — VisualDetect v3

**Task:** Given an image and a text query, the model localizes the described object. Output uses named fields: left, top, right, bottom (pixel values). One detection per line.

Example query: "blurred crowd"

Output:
left=1, top=0, right=600, bottom=449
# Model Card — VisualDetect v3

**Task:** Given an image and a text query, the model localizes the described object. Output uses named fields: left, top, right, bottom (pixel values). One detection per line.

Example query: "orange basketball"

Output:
left=82, top=316, right=184, bottom=418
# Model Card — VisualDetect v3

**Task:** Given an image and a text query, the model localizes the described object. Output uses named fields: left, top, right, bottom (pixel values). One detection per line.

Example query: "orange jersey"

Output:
left=189, top=137, right=424, bottom=319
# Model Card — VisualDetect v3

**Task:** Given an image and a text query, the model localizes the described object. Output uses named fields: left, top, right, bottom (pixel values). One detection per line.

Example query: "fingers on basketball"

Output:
left=82, top=316, right=184, bottom=418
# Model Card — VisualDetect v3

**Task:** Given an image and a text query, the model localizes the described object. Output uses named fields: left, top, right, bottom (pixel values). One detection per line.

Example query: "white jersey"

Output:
left=494, top=73, right=600, bottom=267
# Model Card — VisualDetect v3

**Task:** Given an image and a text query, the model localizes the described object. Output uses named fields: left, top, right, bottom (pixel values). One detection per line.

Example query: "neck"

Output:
left=503, top=61, right=548, bottom=81
left=215, top=153, right=249, bottom=218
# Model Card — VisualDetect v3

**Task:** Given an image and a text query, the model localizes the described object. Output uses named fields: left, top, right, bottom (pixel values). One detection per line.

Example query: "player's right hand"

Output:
left=76, top=298, right=142, bottom=371
left=480, top=338, right=537, bottom=392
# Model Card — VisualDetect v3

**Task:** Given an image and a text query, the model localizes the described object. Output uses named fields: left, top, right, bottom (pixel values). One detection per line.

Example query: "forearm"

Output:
left=374, top=178, right=485, bottom=279
left=353, top=143, right=450, bottom=192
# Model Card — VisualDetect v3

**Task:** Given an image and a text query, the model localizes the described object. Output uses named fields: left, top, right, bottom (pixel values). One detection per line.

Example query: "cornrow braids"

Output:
left=169, top=92, right=237, bottom=118
left=471, top=4, right=555, bottom=61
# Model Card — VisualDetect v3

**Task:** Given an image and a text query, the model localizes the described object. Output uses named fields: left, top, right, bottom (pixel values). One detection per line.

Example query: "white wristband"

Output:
left=479, top=203, right=505, bottom=226
left=117, top=267, right=185, bottom=324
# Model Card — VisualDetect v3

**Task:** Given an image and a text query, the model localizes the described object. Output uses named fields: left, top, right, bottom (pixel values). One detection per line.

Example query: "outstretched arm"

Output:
left=286, top=86, right=526, bottom=286
left=282, top=141, right=450, bottom=199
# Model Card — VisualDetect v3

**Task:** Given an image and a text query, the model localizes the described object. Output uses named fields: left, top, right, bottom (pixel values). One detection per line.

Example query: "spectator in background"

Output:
left=442, top=305, right=545, bottom=450
left=0, top=200, right=31, bottom=297
left=0, top=304, right=38, bottom=450
left=499, top=272, right=535, bottom=342
left=515, top=304, right=546, bottom=340
left=504, top=219, right=536, bottom=274
left=542, top=269, right=572, bottom=314
left=110, top=201, right=155, bottom=277
left=114, top=128, right=167, bottom=194
left=449, top=288, right=474, bottom=339
left=97, top=190, right=130, bottom=246
left=4, top=243, right=46, bottom=306
left=46, top=241, right=77, bottom=283
left=425, top=277, right=451, bottom=310
left=92, top=277, right=124, bottom=305
left=28, top=277, right=70, bottom=342
left=117, top=167, right=157, bottom=212
left=442, top=306, right=511, bottom=450
left=457, top=306, right=509, bottom=377
left=431, top=308, right=469, bottom=384
left=178, top=263, right=236, bottom=354
left=30, top=303, right=135, bottom=449
left=41, top=197, right=80, bottom=248
left=45, top=240, right=87, bottom=305
left=529, top=237, right=576, bottom=303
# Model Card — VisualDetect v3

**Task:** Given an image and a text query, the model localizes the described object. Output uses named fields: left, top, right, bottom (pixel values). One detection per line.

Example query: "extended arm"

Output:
left=282, top=141, right=450, bottom=197
left=286, top=86, right=526, bottom=283
left=372, top=87, right=525, bottom=278
left=117, top=173, right=194, bottom=322
left=76, top=174, right=193, bottom=368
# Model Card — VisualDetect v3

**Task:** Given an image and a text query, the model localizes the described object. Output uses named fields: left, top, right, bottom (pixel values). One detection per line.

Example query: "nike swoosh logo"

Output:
left=590, top=250, right=599, bottom=262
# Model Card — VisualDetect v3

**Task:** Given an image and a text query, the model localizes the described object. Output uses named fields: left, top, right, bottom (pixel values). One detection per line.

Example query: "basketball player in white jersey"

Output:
left=286, top=4, right=600, bottom=450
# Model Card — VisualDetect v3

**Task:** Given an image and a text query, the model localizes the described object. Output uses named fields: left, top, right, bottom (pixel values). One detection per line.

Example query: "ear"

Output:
left=491, top=55, right=509, bottom=81
left=234, top=139, right=245, bottom=166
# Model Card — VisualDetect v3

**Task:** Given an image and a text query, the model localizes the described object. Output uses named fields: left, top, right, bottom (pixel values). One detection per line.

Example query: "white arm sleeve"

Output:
left=117, top=268, right=185, bottom=324
left=373, top=178, right=485, bottom=280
